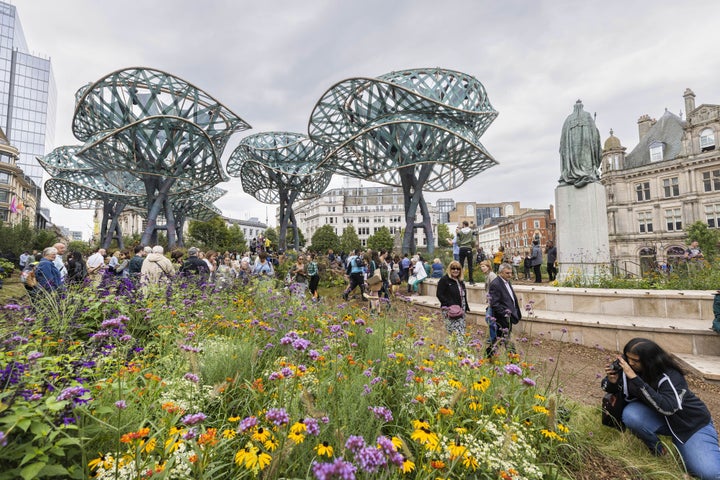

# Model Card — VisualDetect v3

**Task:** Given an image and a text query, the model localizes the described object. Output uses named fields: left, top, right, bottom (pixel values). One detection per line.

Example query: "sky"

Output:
left=11, top=0, right=720, bottom=238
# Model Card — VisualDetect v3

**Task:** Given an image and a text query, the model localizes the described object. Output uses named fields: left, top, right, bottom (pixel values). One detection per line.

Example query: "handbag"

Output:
left=601, top=392, right=625, bottom=430
left=367, top=268, right=382, bottom=286
left=447, top=305, right=464, bottom=319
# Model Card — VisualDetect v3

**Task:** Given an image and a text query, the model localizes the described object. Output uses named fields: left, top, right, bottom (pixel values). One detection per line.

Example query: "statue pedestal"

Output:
left=555, top=183, right=610, bottom=283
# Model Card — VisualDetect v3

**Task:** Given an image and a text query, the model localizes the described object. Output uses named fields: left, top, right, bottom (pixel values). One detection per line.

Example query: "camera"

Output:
left=609, top=359, right=623, bottom=374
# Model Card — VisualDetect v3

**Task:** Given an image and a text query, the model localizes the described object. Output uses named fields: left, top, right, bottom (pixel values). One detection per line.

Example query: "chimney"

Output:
left=683, top=88, right=696, bottom=116
left=637, top=114, right=655, bottom=140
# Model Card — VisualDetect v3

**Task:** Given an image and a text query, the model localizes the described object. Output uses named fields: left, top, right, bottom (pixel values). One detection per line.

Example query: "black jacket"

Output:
left=180, top=256, right=210, bottom=278
left=602, top=368, right=711, bottom=443
left=436, top=275, right=468, bottom=311
left=488, top=276, right=521, bottom=328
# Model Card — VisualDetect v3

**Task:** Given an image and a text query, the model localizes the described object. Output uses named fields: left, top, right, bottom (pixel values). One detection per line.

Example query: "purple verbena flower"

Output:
left=181, top=412, right=207, bottom=426
left=265, top=408, right=290, bottom=426
left=368, top=406, right=393, bottom=422
left=238, top=416, right=258, bottom=432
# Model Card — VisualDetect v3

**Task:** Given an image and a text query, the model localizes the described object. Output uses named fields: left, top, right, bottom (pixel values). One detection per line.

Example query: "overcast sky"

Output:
left=12, top=0, right=720, bottom=238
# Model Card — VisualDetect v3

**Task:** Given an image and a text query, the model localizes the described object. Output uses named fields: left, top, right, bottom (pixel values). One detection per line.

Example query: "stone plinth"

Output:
left=555, top=182, right=610, bottom=282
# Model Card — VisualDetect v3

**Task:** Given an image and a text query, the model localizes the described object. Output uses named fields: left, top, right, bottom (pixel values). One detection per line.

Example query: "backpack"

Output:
left=21, top=262, right=38, bottom=288
left=346, top=255, right=365, bottom=275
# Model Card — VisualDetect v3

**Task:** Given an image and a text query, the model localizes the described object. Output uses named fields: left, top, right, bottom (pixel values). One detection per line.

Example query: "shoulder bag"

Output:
left=601, top=392, right=625, bottom=430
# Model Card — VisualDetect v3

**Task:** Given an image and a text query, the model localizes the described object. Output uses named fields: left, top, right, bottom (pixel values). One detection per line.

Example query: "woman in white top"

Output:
left=408, top=255, right=427, bottom=295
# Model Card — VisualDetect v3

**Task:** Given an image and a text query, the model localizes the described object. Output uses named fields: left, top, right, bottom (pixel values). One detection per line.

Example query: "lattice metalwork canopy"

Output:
left=39, top=67, right=250, bottom=238
left=73, top=67, right=249, bottom=153
left=308, top=68, right=498, bottom=191
left=227, top=132, right=331, bottom=204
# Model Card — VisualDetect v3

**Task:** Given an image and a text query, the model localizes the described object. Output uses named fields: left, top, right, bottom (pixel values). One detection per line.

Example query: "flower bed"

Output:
left=0, top=277, right=582, bottom=479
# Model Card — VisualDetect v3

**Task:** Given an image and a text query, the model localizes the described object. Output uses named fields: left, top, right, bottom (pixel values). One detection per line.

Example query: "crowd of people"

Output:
left=18, top=242, right=290, bottom=297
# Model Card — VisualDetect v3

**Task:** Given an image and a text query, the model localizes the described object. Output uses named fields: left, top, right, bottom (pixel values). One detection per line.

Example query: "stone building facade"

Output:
left=293, top=184, right=439, bottom=249
left=601, top=88, right=720, bottom=276
left=0, top=128, right=37, bottom=226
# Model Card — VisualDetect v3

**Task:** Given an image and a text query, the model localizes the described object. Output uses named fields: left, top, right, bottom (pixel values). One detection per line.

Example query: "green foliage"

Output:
left=366, top=226, right=394, bottom=252
left=436, top=223, right=453, bottom=248
left=560, top=260, right=720, bottom=290
left=340, top=225, right=361, bottom=253
left=0, top=220, right=60, bottom=260
left=188, top=216, right=229, bottom=250
left=188, top=217, right=246, bottom=252
left=226, top=224, right=247, bottom=251
left=33, top=230, right=58, bottom=252
left=66, top=241, right=92, bottom=256
left=686, top=221, right=720, bottom=261
left=310, top=224, right=340, bottom=253
left=0, top=258, right=14, bottom=277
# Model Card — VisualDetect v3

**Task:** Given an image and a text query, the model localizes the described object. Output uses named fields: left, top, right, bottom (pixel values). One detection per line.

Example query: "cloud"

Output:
left=13, top=0, right=720, bottom=236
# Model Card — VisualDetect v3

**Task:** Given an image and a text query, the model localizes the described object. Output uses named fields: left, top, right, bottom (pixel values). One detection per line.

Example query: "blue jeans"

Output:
left=623, top=401, right=720, bottom=479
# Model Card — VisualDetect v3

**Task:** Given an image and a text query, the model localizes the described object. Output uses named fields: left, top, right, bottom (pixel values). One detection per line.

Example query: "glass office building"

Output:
left=0, top=1, right=56, bottom=210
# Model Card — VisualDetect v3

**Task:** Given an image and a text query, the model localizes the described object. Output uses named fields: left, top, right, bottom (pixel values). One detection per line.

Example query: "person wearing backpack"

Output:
left=35, top=246, right=63, bottom=292
left=342, top=249, right=366, bottom=301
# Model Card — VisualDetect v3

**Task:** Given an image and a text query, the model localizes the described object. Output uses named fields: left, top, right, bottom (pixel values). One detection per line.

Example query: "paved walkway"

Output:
left=405, top=294, right=720, bottom=382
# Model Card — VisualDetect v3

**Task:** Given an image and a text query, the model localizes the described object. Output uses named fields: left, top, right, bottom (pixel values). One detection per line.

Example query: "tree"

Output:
left=67, top=241, right=92, bottom=256
left=310, top=225, right=341, bottom=253
left=340, top=226, right=361, bottom=254
left=686, top=221, right=720, bottom=261
left=0, top=219, right=33, bottom=257
left=188, top=216, right=229, bottom=251
left=367, top=226, right=394, bottom=252
left=437, top=223, right=453, bottom=248
left=33, top=229, right=58, bottom=252
left=226, top=224, right=247, bottom=252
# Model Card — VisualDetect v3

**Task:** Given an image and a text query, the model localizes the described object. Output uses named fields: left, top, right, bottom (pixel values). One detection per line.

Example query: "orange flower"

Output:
left=198, top=428, right=218, bottom=446
left=430, top=460, right=446, bottom=469
left=120, top=427, right=150, bottom=443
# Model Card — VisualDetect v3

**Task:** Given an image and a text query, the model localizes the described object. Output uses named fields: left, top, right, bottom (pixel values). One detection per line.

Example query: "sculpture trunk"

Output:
left=278, top=187, right=299, bottom=252
left=141, top=177, right=176, bottom=247
left=399, top=164, right=434, bottom=254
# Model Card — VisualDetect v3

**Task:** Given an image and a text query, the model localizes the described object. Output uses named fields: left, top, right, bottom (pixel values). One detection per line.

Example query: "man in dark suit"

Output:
left=487, top=262, right=522, bottom=356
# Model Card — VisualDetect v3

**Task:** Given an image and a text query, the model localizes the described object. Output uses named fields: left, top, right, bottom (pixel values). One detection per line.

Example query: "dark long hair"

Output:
left=623, top=337, right=684, bottom=385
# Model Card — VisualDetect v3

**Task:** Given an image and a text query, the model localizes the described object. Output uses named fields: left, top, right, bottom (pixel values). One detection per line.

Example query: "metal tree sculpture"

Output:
left=68, top=67, right=250, bottom=247
left=227, top=132, right=331, bottom=251
left=41, top=145, right=226, bottom=249
left=309, top=68, right=498, bottom=254
left=40, top=145, right=140, bottom=249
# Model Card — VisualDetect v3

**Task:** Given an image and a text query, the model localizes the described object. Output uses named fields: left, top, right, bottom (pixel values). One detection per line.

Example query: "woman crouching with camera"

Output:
left=603, top=337, right=720, bottom=479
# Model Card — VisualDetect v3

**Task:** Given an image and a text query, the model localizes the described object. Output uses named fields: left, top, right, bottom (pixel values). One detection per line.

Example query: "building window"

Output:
left=703, top=170, right=720, bottom=192
left=700, top=128, right=716, bottom=152
left=663, top=177, right=679, bottom=197
left=0, top=209, right=7, bottom=222
left=638, top=211, right=653, bottom=233
left=465, top=204, right=475, bottom=216
left=705, top=203, right=720, bottom=228
left=664, top=208, right=682, bottom=231
left=649, top=142, right=663, bottom=162
left=0, top=172, right=9, bottom=184
left=0, top=190, right=9, bottom=203
left=533, top=220, right=540, bottom=228
left=635, top=182, right=651, bottom=201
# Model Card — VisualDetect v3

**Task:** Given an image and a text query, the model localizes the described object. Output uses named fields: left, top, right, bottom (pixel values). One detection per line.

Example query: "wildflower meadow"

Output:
left=0, top=276, right=592, bottom=479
